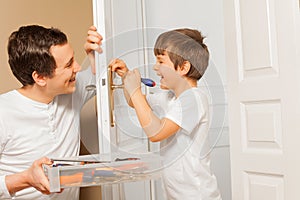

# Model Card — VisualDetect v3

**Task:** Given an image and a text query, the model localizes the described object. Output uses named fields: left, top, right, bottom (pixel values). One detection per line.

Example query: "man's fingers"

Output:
left=89, top=25, right=97, bottom=31
left=36, top=157, right=52, bottom=166
left=87, top=34, right=102, bottom=45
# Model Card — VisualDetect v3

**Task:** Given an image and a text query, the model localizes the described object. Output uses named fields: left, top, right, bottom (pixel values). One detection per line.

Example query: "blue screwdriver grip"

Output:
left=141, top=78, right=156, bottom=87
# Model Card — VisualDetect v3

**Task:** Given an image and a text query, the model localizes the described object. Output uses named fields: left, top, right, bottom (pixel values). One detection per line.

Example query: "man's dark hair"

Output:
left=7, top=25, right=68, bottom=86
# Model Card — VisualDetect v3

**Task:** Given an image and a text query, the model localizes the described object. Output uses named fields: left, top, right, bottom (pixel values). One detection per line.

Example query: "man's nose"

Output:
left=73, top=61, right=82, bottom=72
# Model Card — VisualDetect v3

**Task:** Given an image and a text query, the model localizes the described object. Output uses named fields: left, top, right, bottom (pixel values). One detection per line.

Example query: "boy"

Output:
left=111, top=28, right=221, bottom=199
left=0, top=25, right=102, bottom=199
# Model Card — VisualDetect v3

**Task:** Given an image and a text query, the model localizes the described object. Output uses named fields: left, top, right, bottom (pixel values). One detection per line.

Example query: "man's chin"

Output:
left=65, top=86, right=76, bottom=94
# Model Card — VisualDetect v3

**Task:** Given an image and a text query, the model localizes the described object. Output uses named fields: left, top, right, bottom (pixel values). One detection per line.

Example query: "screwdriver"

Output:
left=141, top=78, right=156, bottom=87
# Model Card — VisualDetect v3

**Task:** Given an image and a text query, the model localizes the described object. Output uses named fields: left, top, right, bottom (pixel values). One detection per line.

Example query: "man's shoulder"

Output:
left=0, top=90, right=16, bottom=104
left=0, top=91, right=16, bottom=115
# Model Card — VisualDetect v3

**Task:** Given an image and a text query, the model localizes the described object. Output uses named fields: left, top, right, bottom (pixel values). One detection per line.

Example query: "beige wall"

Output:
left=0, top=0, right=93, bottom=93
left=0, top=1, right=101, bottom=199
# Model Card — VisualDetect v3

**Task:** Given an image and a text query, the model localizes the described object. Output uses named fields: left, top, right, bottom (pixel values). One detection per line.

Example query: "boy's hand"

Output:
left=123, top=69, right=141, bottom=98
left=110, top=58, right=129, bottom=78
left=84, top=25, right=103, bottom=74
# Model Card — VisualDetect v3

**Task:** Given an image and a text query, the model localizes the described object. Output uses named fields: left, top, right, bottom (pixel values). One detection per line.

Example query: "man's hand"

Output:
left=84, top=25, right=103, bottom=74
left=110, top=58, right=129, bottom=78
left=5, top=157, right=53, bottom=196
left=25, top=157, right=53, bottom=195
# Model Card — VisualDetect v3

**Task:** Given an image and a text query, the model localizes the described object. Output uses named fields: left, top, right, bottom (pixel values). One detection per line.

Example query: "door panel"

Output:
left=224, top=0, right=300, bottom=199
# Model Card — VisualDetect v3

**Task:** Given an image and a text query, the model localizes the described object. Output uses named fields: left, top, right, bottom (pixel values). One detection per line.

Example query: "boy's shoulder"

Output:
left=148, top=90, right=175, bottom=101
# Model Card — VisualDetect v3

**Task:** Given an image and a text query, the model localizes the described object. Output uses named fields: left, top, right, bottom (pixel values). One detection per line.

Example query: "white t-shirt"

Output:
left=147, top=88, right=221, bottom=200
left=0, top=68, right=95, bottom=200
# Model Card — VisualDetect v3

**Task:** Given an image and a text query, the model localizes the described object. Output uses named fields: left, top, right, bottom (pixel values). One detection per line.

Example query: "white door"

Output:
left=224, top=0, right=300, bottom=199
left=93, top=0, right=232, bottom=199
left=93, top=0, right=153, bottom=199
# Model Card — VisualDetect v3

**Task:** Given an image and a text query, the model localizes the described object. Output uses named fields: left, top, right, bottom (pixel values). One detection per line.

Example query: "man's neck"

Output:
left=18, top=85, right=54, bottom=104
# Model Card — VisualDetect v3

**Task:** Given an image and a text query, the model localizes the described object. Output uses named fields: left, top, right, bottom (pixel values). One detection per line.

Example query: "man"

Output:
left=0, top=25, right=102, bottom=199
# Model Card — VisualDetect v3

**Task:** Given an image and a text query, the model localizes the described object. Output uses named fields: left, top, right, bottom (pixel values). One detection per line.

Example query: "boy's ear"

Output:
left=32, top=71, right=47, bottom=87
left=179, top=61, right=191, bottom=76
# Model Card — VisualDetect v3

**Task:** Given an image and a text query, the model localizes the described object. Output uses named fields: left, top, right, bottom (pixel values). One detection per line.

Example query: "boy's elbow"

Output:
left=148, top=135, right=160, bottom=142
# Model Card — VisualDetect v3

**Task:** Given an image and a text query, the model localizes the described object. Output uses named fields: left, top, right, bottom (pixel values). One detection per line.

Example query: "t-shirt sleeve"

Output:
left=0, top=175, right=13, bottom=199
left=0, top=120, right=13, bottom=199
left=165, top=89, right=208, bottom=134
left=72, top=67, right=96, bottom=109
left=0, top=119, right=9, bottom=156
left=146, top=91, right=170, bottom=118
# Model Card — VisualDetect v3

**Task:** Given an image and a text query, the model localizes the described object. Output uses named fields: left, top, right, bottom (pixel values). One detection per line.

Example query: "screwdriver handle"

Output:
left=141, top=78, right=156, bottom=87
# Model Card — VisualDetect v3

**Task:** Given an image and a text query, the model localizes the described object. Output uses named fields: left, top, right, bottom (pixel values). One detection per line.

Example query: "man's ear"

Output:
left=32, top=71, right=47, bottom=87
left=179, top=61, right=191, bottom=76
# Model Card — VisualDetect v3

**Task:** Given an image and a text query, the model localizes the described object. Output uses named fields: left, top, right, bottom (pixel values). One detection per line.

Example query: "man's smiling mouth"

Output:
left=69, top=77, right=76, bottom=82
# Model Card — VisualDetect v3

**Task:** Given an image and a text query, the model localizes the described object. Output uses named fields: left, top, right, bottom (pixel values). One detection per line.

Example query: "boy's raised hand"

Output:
left=109, top=59, right=129, bottom=78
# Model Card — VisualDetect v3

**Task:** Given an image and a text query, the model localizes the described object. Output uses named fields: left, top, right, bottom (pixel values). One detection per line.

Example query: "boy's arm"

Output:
left=124, top=69, right=180, bottom=142
left=130, top=89, right=180, bottom=142
left=110, top=60, right=180, bottom=140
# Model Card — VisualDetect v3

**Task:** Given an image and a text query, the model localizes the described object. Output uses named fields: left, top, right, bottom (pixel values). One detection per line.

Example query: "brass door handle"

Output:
left=85, top=66, right=123, bottom=127
left=108, top=67, right=155, bottom=127
left=86, top=66, right=155, bottom=127
left=108, top=65, right=124, bottom=127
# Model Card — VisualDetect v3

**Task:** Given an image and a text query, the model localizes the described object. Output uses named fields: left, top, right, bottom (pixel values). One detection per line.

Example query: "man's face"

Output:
left=46, top=43, right=81, bottom=96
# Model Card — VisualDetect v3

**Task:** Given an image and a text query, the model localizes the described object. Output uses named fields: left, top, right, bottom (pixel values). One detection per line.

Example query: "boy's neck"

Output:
left=173, top=78, right=197, bottom=97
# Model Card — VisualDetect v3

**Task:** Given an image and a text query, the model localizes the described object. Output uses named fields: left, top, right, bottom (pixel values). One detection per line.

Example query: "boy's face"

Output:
left=46, top=43, right=82, bottom=95
left=153, top=51, right=183, bottom=90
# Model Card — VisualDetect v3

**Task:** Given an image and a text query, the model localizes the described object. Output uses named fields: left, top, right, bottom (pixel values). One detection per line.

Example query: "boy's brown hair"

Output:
left=154, top=28, right=209, bottom=80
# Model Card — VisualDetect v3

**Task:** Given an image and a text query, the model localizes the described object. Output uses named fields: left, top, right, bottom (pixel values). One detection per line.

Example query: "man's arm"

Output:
left=3, top=157, right=53, bottom=197
left=84, top=25, right=103, bottom=74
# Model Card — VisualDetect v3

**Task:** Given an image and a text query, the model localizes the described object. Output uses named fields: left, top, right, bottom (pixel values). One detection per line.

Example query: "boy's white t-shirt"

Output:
left=147, top=88, right=221, bottom=200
